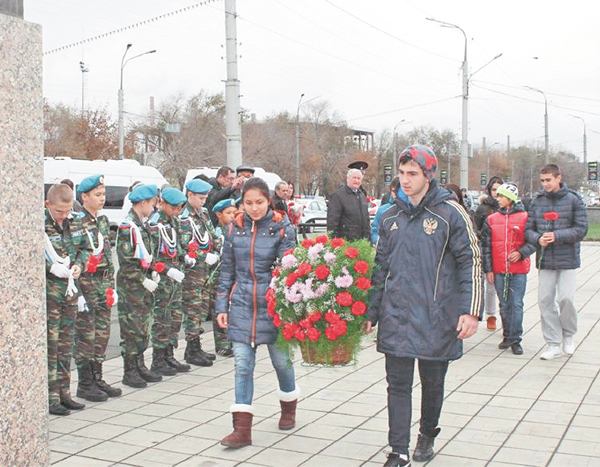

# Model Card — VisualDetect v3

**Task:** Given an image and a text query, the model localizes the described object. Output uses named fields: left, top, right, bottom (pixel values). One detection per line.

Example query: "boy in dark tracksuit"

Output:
left=481, top=183, right=536, bottom=355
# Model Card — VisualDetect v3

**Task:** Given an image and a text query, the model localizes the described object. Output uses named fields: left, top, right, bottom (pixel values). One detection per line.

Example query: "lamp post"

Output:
left=79, top=61, right=89, bottom=115
left=427, top=18, right=502, bottom=190
left=570, top=114, right=587, bottom=167
left=118, top=44, right=156, bottom=159
left=392, top=119, right=406, bottom=171
left=294, top=94, right=320, bottom=193
left=524, top=86, right=549, bottom=164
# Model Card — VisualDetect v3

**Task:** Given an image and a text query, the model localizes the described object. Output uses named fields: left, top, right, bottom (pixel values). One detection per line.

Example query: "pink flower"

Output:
left=324, top=252, right=336, bottom=264
left=334, top=273, right=353, bottom=288
left=281, top=254, right=298, bottom=269
left=308, top=243, right=324, bottom=261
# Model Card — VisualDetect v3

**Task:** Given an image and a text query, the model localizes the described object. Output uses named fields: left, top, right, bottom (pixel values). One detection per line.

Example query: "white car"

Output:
left=294, top=197, right=327, bottom=233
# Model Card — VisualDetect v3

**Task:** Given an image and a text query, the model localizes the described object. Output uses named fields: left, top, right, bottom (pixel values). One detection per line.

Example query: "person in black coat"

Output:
left=326, top=169, right=370, bottom=241
left=271, top=181, right=289, bottom=214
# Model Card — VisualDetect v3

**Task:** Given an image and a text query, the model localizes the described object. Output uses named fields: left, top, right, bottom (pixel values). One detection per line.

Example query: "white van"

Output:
left=44, top=157, right=168, bottom=227
left=184, top=167, right=282, bottom=192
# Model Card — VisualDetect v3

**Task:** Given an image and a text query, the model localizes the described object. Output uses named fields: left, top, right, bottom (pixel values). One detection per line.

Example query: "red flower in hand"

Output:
left=543, top=211, right=559, bottom=221
left=325, top=310, right=341, bottom=323
left=336, top=291, right=354, bottom=307
left=308, top=312, right=322, bottom=323
left=307, top=327, right=321, bottom=342
left=296, top=262, right=313, bottom=277
left=351, top=300, right=367, bottom=316
left=140, top=259, right=150, bottom=269
left=356, top=277, right=372, bottom=290
left=154, top=262, right=166, bottom=273
left=294, top=328, right=307, bottom=342
left=285, top=272, right=299, bottom=287
left=86, top=254, right=100, bottom=273
left=105, top=287, right=115, bottom=307
left=331, top=238, right=345, bottom=248
left=353, top=260, right=370, bottom=275
left=302, top=238, right=316, bottom=248
left=314, top=265, right=331, bottom=280
left=187, top=249, right=198, bottom=259
left=345, top=247, right=359, bottom=259
left=188, top=241, right=198, bottom=251
left=325, top=326, right=339, bottom=341
left=315, top=234, right=329, bottom=244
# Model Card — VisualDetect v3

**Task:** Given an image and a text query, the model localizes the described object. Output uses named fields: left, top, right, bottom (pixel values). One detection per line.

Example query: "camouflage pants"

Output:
left=182, top=267, right=210, bottom=341
left=46, top=278, right=77, bottom=405
left=76, top=272, right=113, bottom=365
left=151, top=277, right=182, bottom=349
left=117, top=280, right=152, bottom=357
left=207, top=279, right=231, bottom=353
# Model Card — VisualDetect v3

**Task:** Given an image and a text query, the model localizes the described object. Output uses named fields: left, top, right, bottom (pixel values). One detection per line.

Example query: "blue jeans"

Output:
left=232, top=342, right=296, bottom=405
left=494, top=273, right=527, bottom=344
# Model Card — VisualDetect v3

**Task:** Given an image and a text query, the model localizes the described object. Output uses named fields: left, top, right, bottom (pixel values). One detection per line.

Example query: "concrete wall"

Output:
left=0, top=11, right=49, bottom=467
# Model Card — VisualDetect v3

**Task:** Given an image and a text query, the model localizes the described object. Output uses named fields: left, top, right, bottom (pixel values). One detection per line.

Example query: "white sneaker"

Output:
left=540, top=345, right=563, bottom=360
left=563, top=337, right=575, bottom=356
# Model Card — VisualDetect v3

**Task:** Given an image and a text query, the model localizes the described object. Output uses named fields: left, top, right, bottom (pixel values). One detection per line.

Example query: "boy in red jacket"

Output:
left=481, top=183, right=536, bottom=355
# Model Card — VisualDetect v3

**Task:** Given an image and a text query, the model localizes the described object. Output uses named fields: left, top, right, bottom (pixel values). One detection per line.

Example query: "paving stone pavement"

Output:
left=50, top=243, right=600, bottom=467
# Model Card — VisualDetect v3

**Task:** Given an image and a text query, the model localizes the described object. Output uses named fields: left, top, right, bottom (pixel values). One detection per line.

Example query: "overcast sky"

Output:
left=26, top=0, right=600, bottom=161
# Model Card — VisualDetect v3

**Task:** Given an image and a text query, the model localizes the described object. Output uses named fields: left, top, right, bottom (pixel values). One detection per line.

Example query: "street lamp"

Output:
left=427, top=18, right=502, bottom=190
left=295, top=94, right=320, bottom=193
left=524, top=86, right=549, bottom=164
left=569, top=114, right=587, bottom=167
left=392, top=119, right=406, bottom=170
left=118, top=44, right=156, bottom=159
left=79, top=61, right=89, bottom=115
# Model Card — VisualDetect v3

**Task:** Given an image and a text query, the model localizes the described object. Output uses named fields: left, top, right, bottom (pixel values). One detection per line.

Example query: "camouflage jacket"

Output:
left=179, top=203, right=217, bottom=271
left=148, top=209, right=185, bottom=271
left=116, top=209, right=153, bottom=286
left=79, top=208, right=115, bottom=278
left=44, top=209, right=85, bottom=279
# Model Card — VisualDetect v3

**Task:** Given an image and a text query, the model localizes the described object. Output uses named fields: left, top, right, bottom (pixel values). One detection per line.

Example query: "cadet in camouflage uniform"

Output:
left=75, top=175, right=121, bottom=401
left=148, top=187, right=190, bottom=375
left=45, top=183, right=85, bottom=416
left=209, top=198, right=238, bottom=356
left=117, top=184, right=163, bottom=388
left=179, top=179, right=218, bottom=367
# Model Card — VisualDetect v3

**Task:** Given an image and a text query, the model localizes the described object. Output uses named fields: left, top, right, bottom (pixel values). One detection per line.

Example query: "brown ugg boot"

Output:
left=221, top=405, right=253, bottom=449
left=278, top=386, right=301, bottom=430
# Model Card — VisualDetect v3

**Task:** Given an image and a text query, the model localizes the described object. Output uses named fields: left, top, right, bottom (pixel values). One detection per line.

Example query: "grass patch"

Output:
left=585, top=223, right=600, bottom=241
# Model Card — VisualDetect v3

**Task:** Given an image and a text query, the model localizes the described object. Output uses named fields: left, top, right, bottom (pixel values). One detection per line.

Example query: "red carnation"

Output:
left=154, top=261, right=166, bottom=273
left=272, top=314, right=282, bottom=328
left=543, top=211, right=559, bottom=221
left=272, top=267, right=281, bottom=277
left=282, top=323, right=296, bottom=340
left=294, top=328, right=307, bottom=342
left=308, top=312, right=322, bottom=322
left=314, top=265, right=331, bottom=280
left=356, top=277, right=372, bottom=290
left=325, top=326, right=339, bottom=341
left=86, top=254, right=100, bottom=273
left=351, top=300, right=367, bottom=316
left=333, top=320, right=348, bottom=336
left=188, top=241, right=198, bottom=251
left=302, top=238, right=316, bottom=248
left=307, top=327, right=321, bottom=342
left=331, top=238, right=345, bottom=248
left=105, top=287, right=115, bottom=307
left=345, top=247, right=359, bottom=259
left=265, top=288, right=275, bottom=302
left=285, top=272, right=298, bottom=287
left=299, top=319, right=313, bottom=329
left=353, top=260, right=370, bottom=275
left=267, top=299, right=276, bottom=317
left=140, top=259, right=150, bottom=269
left=315, top=235, right=329, bottom=244
left=283, top=248, right=294, bottom=256
left=296, top=262, right=313, bottom=277
left=325, top=310, right=341, bottom=323
left=187, top=249, right=198, bottom=259
left=336, top=291, right=354, bottom=307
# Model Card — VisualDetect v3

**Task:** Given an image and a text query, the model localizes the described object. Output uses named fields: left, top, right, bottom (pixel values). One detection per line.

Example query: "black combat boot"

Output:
left=136, top=353, right=162, bottom=382
left=151, top=348, right=178, bottom=376
left=122, top=355, right=147, bottom=388
left=60, top=392, right=86, bottom=410
left=165, top=344, right=191, bottom=372
left=49, top=403, right=70, bottom=416
left=77, top=361, right=108, bottom=402
left=184, top=338, right=213, bottom=367
left=412, top=428, right=441, bottom=462
left=91, top=361, right=122, bottom=397
left=197, top=338, right=216, bottom=361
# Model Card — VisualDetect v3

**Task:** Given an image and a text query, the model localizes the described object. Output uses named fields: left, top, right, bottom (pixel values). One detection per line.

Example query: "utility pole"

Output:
left=525, top=86, right=549, bottom=164
left=295, top=94, right=304, bottom=192
left=79, top=61, right=89, bottom=115
left=570, top=115, right=587, bottom=167
left=224, top=0, right=242, bottom=168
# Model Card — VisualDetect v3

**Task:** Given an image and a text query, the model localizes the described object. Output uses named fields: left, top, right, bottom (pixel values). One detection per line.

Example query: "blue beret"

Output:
left=185, top=179, right=212, bottom=194
left=129, top=184, right=158, bottom=203
left=235, top=197, right=243, bottom=207
left=77, top=175, right=104, bottom=194
left=161, top=187, right=187, bottom=206
left=212, top=198, right=237, bottom=213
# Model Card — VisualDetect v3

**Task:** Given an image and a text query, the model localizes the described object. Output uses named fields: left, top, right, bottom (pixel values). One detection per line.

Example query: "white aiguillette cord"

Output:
left=44, top=233, right=78, bottom=297
left=86, top=230, right=104, bottom=257
left=118, top=220, right=153, bottom=263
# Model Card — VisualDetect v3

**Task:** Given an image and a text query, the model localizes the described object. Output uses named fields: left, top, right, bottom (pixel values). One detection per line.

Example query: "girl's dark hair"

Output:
left=486, top=176, right=504, bottom=196
left=242, top=177, right=271, bottom=201
left=390, top=176, right=400, bottom=193
left=445, top=183, right=467, bottom=210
